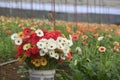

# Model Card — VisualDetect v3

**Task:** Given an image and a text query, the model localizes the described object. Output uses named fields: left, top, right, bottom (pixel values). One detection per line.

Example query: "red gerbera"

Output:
left=28, top=32, right=41, bottom=45
left=26, top=47, right=39, bottom=58
left=43, top=30, right=61, bottom=40
left=66, top=52, right=72, bottom=61
left=71, top=34, right=79, bottom=41
left=17, top=45, right=24, bottom=56
left=23, top=28, right=31, bottom=36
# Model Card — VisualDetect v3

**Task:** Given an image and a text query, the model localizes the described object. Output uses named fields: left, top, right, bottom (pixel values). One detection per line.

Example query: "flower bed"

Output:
left=1, top=16, right=120, bottom=80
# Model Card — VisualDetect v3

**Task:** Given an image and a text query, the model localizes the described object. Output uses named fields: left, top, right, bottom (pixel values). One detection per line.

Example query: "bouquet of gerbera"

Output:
left=11, top=27, right=73, bottom=70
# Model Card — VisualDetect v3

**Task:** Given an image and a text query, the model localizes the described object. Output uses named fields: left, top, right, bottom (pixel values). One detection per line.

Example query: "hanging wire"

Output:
left=107, top=4, right=110, bottom=24
left=65, top=0, right=68, bottom=22
left=74, top=0, right=78, bottom=27
left=86, top=0, right=89, bottom=26
left=21, top=0, right=22, bottom=18
left=9, top=0, right=11, bottom=17
left=31, top=0, right=33, bottom=18
left=15, top=0, right=18, bottom=17
left=94, top=0, right=96, bottom=24
left=99, top=0, right=102, bottom=24
left=81, top=0, right=83, bottom=22
left=51, top=0, right=56, bottom=30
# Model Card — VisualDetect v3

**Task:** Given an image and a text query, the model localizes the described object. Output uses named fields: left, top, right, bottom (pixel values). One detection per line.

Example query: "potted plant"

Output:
left=11, top=27, right=73, bottom=80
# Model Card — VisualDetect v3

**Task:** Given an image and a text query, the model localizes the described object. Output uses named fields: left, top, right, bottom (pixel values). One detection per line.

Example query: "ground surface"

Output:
left=0, top=62, right=25, bottom=80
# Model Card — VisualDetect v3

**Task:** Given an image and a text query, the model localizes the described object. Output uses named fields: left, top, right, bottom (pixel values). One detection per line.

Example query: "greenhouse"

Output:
left=0, top=0, right=120, bottom=80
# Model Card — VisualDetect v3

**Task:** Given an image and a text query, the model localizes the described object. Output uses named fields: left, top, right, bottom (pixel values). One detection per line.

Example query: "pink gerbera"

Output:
left=98, top=46, right=106, bottom=53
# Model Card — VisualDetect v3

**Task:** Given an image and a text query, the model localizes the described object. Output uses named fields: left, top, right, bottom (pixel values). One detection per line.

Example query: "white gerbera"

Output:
left=63, top=47, right=70, bottom=56
left=60, top=55, right=66, bottom=60
left=39, top=38, right=47, bottom=42
left=11, top=33, right=18, bottom=40
left=47, top=39, right=57, bottom=50
left=54, top=53, right=59, bottom=60
left=75, top=47, right=82, bottom=55
left=39, top=50, right=46, bottom=56
left=67, top=40, right=73, bottom=47
left=37, top=41, right=46, bottom=49
left=56, top=43, right=64, bottom=50
left=14, top=38, right=22, bottom=45
left=35, top=29, right=44, bottom=37
left=42, top=47, right=48, bottom=53
left=49, top=50, right=55, bottom=58
left=56, top=37, right=64, bottom=43
left=57, top=37, right=68, bottom=44
left=97, top=36, right=104, bottom=41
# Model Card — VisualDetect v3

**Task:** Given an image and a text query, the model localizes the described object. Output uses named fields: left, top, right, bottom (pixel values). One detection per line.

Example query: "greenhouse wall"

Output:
left=0, top=0, right=120, bottom=24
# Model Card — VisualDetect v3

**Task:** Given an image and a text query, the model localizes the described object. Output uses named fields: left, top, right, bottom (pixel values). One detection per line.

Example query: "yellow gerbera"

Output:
left=18, top=32, right=24, bottom=38
left=40, top=57, right=47, bottom=66
left=32, top=58, right=41, bottom=67
left=17, top=54, right=27, bottom=62
left=23, top=43, right=31, bottom=50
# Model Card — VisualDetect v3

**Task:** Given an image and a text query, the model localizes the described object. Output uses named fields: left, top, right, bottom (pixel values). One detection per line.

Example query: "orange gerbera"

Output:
left=40, top=57, right=47, bottom=66
left=18, top=32, right=24, bottom=39
left=66, top=26, right=72, bottom=33
left=32, top=58, right=41, bottom=67
left=17, top=54, right=27, bottom=62
left=75, top=30, right=83, bottom=35
left=6, top=30, right=12, bottom=35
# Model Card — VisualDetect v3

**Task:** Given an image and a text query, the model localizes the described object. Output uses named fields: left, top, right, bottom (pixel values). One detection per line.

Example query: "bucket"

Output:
left=29, top=69, right=55, bottom=80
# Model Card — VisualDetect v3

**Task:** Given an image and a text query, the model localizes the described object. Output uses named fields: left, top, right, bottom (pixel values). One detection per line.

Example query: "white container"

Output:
left=29, top=69, right=56, bottom=80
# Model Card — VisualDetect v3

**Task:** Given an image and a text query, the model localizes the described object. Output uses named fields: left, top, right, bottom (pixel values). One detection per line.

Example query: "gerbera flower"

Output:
left=67, top=39, right=73, bottom=47
left=113, top=45, right=119, bottom=52
left=76, top=30, right=83, bottom=35
left=49, top=50, right=56, bottom=58
left=37, top=41, right=46, bottom=49
left=40, top=57, right=47, bottom=66
left=42, top=47, right=48, bottom=53
left=82, top=41, right=88, bottom=46
left=23, top=43, right=31, bottom=50
left=39, top=50, right=46, bottom=56
left=98, top=46, right=106, bottom=53
left=97, top=36, right=104, bottom=41
left=54, top=53, right=59, bottom=59
left=23, top=28, right=31, bottom=36
left=11, top=33, right=18, bottom=40
left=35, top=29, right=44, bottom=37
left=30, top=33, right=40, bottom=45
left=32, top=58, right=41, bottom=67
left=56, top=37, right=64, bottom=43
left=18, top=32, right=24, bottom=39
left=113, top=41, right=119, bottom=46
left=60, top=55, right=66, bottom=60
left=71, top=34, right=79, bottom=41
left=93, top=33, right=99, bottom=37
left=47, top=39, right=57, bottom=50
left=19, top=23, right=23, bottom=28
left=15, top=38, right=22, bottom=45
left=6, top=30, right=12, bottom=35
left=63, top=47, right=70, bottom=55
left=82, top=35, right=88, bottom=40
left=66, top=52, right=72, bottom=61
left=17, top=54, right=27, bottom=62
left=75, top=47, right=82, bottom=55
left=56, top=43, right=64, bottom=50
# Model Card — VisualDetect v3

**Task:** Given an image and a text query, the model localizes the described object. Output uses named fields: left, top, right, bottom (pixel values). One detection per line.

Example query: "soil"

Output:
left=0, top=60, right=70, bottom=80
left=0, top=62, right=26, bottom=80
